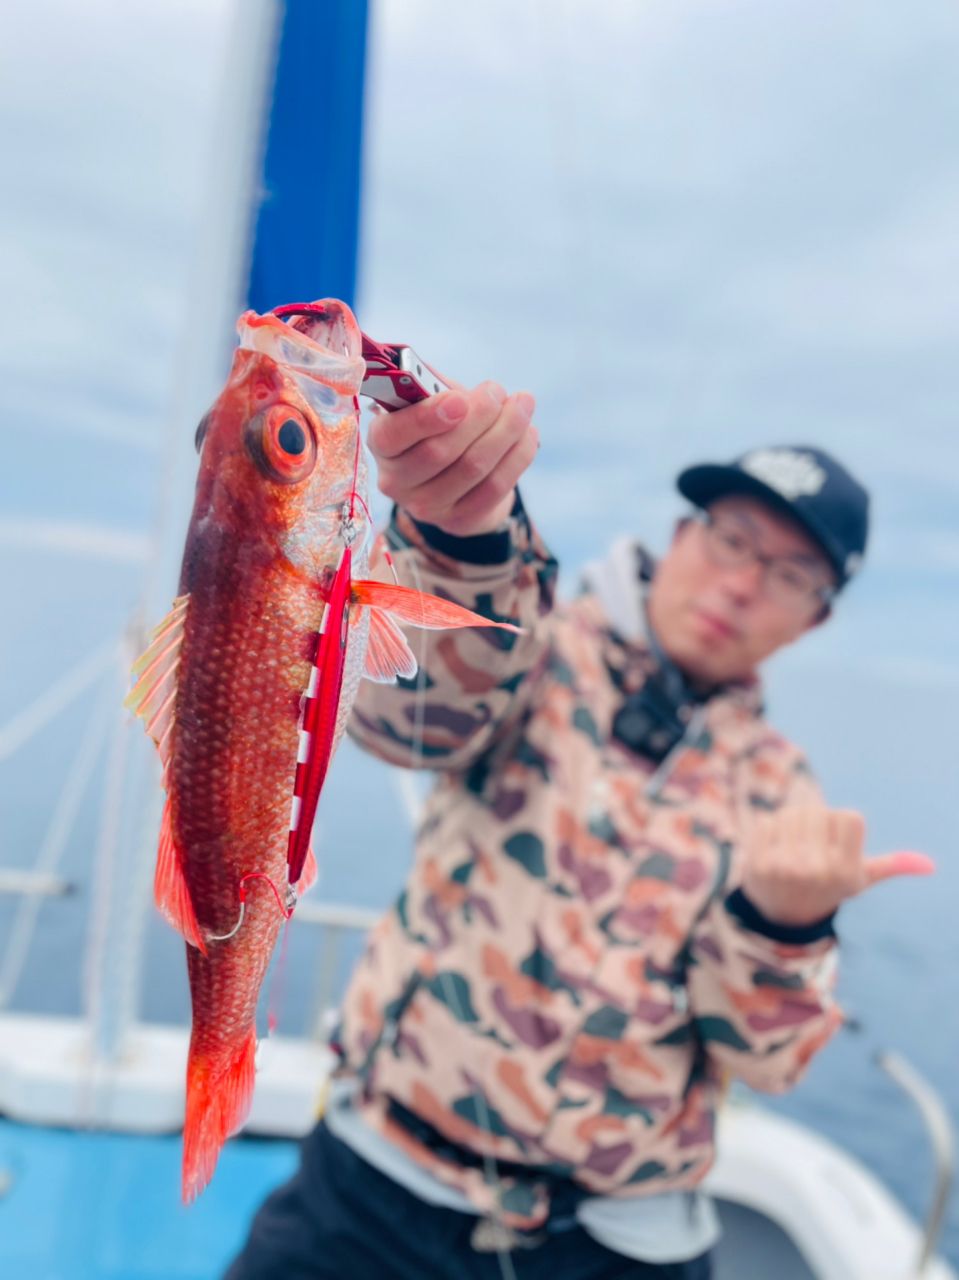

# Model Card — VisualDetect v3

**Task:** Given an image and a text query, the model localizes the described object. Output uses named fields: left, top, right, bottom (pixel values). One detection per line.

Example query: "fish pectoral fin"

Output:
left=351, top=580, right=524, bottom=635
left=154, top=797, right=207, bottom=955
left=362, top=607, right=418, bottom=684
left=125, top=593, right=190, bottom=779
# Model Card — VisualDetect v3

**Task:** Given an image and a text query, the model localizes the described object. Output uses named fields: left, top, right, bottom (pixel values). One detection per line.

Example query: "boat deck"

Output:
left=0, top=1119, right=296, bottom=1280
left=0, top=1118, right=818, bottom=1280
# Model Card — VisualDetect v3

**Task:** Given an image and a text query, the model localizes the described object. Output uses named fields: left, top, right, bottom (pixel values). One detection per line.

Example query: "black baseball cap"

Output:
left=676, top=445, right=870, bottom=588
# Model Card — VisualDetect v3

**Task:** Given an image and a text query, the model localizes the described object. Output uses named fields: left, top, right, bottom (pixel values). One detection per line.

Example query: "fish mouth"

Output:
left=239, top=299, right=366, bottom=393
left=273, top=299, right=363, bottom=361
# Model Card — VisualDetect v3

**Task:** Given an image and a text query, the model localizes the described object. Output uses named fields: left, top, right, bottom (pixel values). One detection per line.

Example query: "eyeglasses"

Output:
left=695, top=511, right=835, bottom=611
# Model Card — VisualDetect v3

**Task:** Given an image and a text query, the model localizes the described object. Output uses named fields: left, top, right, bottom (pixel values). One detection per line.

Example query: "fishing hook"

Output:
left=207, top=872, right=296, bottom=943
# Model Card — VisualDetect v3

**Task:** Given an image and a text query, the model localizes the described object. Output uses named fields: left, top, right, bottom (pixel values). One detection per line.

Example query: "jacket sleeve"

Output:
left=686, top=746, right=843, bottom=1093
left=347, top=498, right=559, bottom=771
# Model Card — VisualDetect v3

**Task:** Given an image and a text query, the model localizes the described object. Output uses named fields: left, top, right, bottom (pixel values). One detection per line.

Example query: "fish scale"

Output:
left=172, top=575, right=320, bottom=924
left=126, top=298, right=521, bottom=1201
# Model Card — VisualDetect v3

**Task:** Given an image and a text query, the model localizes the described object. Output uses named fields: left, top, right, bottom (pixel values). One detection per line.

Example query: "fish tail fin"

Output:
left=181, top=1028, right=257, bottom=1203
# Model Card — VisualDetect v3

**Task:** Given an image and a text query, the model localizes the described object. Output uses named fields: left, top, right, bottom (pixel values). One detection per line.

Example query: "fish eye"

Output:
left=245, top=405, right=317, bottom=484
left=194, top=412, right=212, bottom=454
left=277, top=419, right=307, bottom=456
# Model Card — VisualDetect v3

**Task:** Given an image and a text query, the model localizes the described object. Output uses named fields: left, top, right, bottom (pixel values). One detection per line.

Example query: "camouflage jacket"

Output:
left=337, top=503, right=842, bottom=1230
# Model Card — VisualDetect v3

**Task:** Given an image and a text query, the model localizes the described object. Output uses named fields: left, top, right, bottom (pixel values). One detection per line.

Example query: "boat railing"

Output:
left=0, top=872, right=75, bottom=898
left=1, top=629, right=955, bottom=1275
left=0, top=843, right=381, bottom=1048
left=0, top=642, right=119, bottom=1014
left=0, top=882, right=380, bottom=1136
left=0, top=621, right=382, bottom=1067
left=877, top=1049, right=956, bottom=1276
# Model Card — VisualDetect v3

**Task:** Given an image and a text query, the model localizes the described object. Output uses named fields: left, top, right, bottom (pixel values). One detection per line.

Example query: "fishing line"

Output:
left=250, top=397, right=367, bottom=1031
left=266, top=916, right=294, bottom=1037
left=249, top=319, right=519, bottom=1271
left=351, top=489, right=374, bottom=532
left=395, top=533, right=519, bottom=1280
left=377, top=465, right=701, bottom=1277
left=263, top=406, right=365, bottom=1036
left=348, top=420, right=362, bottom=520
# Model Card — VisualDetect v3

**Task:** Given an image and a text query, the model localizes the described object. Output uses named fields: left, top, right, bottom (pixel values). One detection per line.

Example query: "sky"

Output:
left=359, top=0, right=959, bottom=688
left=0, top=0, right=957, bottom=1261
left=2, top=0, right=957, bottom=685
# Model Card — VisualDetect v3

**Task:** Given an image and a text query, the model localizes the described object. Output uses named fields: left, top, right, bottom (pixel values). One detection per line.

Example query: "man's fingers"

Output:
left=367, top=389, right=470, bottom=460
left=376, top=398, right=493, bottom=492
left=372, top=383, right=508, bottom=491
left=403, top=393, right=535, bottom=515
left=366, top=376, right=539, bottom=536
left=863, top=851, right=936, bottom=887
left=838, top=810, right=865, bottom=859
left=433, top=426, right=540, bottom=535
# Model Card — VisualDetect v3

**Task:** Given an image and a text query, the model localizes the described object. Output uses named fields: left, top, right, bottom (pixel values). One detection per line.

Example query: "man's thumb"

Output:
left=863, top=851, right=936, bottom=888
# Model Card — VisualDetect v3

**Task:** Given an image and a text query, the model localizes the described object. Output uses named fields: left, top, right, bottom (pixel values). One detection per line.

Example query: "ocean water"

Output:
left=2, top=0, right=958, bottom=1269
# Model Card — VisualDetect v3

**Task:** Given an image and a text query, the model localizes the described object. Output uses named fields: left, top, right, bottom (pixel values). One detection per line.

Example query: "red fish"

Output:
left=126, top=300, right=518, bottom=1200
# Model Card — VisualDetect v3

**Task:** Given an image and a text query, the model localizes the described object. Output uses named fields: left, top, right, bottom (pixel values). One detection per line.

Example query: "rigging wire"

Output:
left=80, top=642, right=146, bottom=1057
left=0, top=666, right=115, bottom=1008
left=0, top=641, right=117, bottom=763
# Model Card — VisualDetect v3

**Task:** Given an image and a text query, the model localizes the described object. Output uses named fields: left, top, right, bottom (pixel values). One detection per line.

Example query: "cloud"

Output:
left=714, top=181, right=959, bottom=349
left=4, top=0, right=958, bottom=668
left=360, top=0, right=959, bottom=656
left=0, top=519, right=149, bottom=564
left=0, top=0, right=232, bottom=469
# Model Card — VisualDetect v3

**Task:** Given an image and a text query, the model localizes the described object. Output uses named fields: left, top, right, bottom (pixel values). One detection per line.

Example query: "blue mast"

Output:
left=247, top=0, right=369, bottom=312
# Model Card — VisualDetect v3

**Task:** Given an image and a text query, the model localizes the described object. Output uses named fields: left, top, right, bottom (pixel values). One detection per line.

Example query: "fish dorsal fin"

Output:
left=363, top=607, right=418, bottom=684
left=125, top=594, right=189, bottom=783
left=351, top=579, right=523, bottom=634
left=126, top=596, right=205, bottom=952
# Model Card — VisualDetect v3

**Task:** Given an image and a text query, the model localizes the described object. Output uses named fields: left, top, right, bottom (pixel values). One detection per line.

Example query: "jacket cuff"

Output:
left=406, top=492, right=528, bottom=566
left=725, top=887, right=837, bottom=945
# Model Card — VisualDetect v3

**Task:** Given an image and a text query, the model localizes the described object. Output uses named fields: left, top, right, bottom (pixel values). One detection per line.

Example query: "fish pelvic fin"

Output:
left=351, top=580, right=523, bottom=684
left=155, top=798, right=207, bottom=955
left=125, top=594, right=190, bottom=782
left=181, top=1027, right=257, bottom=1203
left=363, top=607, right=418, bottom=684
left=299, top=844, right=319, bottom=895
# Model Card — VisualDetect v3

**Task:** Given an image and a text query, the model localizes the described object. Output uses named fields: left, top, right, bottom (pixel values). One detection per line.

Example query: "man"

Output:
left=226, top=383, right=931, bottom=1279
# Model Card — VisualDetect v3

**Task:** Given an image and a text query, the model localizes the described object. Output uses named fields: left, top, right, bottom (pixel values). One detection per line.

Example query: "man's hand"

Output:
left=368, top=382, right=538, bottom=537
left=739, top=805, right=935, bottom=927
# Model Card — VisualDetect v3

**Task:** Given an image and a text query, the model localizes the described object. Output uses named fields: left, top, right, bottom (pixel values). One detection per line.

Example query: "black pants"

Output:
left=224, top=1121, right=713, bottom=1280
